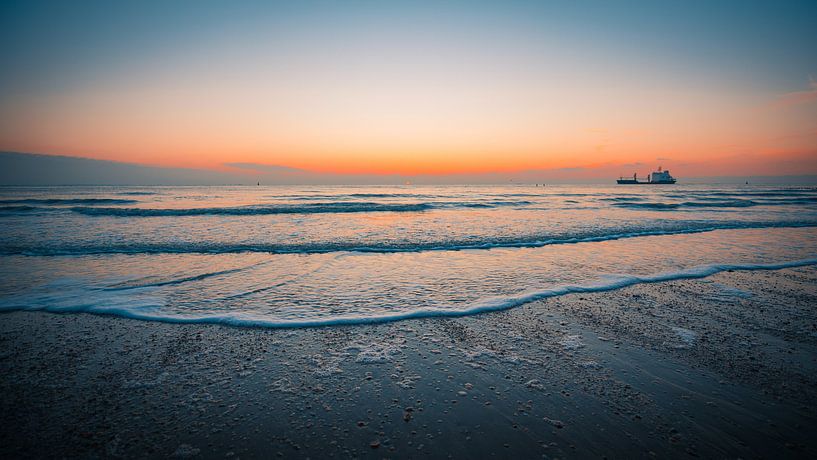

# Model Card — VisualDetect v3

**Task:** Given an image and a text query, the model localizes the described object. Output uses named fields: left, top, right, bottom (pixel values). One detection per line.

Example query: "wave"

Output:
left=682, top=200, right=757, bottom=208
left=756, top=197, right=817, bottom=205
left=486, top=193, right=543, bottom=197
left=459, top=200, right=532, bottom=208
left=347, top=193, right=429, bottom=198
left=679, top=189, right=817, bottom=198
left=615, top=199, right=759, bottom=209
left=0, top=205, right=39, bottom=213
left=71, top=202, right=434, bottom=216
left=2, top=258, right=815, bottom=329
left=102, top=266, right=258, bottom=291
left=684, top=195, right=817, bottom=204
left=284, top=193, right=438, bottom=200
left=617, top=196, right=817, bottom=210
left=7, top=194, right=813, bottom=217
left=615, top=202, right=682, bottom=209
left=600, top=197, right=644, bottom=202
left=2, top=221, right=815, bottom=256
left=69, top=200, right=532, bottom=216
left=0, top=198, right=138, bottom=205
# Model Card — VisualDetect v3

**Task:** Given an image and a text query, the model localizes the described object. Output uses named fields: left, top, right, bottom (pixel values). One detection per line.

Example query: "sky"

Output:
left=1, top=0, right=816, bottom=181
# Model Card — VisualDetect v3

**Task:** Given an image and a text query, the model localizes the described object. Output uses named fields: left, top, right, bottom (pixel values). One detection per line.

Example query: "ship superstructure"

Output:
left=617, top=167, right=676, bottom=184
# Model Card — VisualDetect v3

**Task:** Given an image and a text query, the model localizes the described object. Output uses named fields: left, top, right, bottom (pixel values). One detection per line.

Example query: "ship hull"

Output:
left=616, top=179, right=676, bottom=184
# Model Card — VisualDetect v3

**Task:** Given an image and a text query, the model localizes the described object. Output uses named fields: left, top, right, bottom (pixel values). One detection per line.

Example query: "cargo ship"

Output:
left=617, top=167, right=676, bottom=184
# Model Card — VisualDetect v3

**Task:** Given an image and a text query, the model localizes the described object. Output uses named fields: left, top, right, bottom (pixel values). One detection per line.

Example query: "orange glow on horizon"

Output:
left=1, top=64, right=816, bottom=178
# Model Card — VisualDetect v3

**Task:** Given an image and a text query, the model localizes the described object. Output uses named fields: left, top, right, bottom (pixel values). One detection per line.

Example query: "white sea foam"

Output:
left=559, top=335, right=586, bottom=350
left=312, top=354, right=344, bottom=377
left=393, top=373, right=421, bottom=389
left=352, top=342, right=403, bottom=364
left=702, top=282, right=754, bottom=302
left=671, top=327, right=698, bottom=348
left=1, top=258, right=816, bottom=329
left=268, top=377, right=297, bottom=394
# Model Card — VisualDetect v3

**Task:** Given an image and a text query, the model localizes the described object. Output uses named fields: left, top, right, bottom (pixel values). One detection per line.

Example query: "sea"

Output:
left=1, top=184, right=816, bottom=327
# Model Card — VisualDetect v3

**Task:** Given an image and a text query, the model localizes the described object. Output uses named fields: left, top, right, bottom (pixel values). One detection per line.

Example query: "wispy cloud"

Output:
left=223, top=162, right=305, bottom=174
left=769, top=76, right=817, bottom=109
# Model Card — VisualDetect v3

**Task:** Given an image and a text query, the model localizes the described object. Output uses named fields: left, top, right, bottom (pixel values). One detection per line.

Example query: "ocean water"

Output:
left=0, top=184, right=816, bottom=327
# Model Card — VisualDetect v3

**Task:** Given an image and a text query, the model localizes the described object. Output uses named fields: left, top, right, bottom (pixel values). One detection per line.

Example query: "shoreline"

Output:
left=2, top=266, right=817, bottom=458
left=3, top=256, right=816, bottom=329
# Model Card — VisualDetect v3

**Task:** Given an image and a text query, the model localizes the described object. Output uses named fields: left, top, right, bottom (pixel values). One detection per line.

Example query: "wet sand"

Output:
left=1, top=266, right=816, bottom=458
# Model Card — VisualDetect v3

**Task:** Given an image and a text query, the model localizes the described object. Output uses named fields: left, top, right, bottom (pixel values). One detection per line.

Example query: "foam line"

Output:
left=3, top=258, right=816, bottom=329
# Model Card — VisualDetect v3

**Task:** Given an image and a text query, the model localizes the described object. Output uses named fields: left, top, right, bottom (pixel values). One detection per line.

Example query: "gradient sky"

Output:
left=1, top=0, right=816, bottom=179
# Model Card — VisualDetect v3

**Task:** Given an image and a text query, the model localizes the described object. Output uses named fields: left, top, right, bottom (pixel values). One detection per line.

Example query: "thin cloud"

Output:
left=223, top=162, right=305, bottom=174
left=769, top=76, right=817, bottom=110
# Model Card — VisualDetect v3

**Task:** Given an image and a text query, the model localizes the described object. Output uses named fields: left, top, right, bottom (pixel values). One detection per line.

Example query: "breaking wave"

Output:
left=2, top=258, right=815, bottom=328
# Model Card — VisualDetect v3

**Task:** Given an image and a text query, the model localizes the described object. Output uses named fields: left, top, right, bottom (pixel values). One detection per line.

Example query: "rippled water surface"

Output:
left=1, top=184, right=816, bottom=326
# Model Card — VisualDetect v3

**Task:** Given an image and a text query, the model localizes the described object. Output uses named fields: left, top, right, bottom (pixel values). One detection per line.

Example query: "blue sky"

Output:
left=3, top=1, right=814, bottom=92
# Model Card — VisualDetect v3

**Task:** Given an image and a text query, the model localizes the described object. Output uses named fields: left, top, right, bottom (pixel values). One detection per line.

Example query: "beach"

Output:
left=3, top=266, right=816, bottom=458
left=3, top=0, right=817, bottom=457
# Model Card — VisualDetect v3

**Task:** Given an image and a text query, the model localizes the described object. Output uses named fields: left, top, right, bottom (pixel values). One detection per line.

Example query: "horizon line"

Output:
left=2, top=150, right=817, bottom=186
